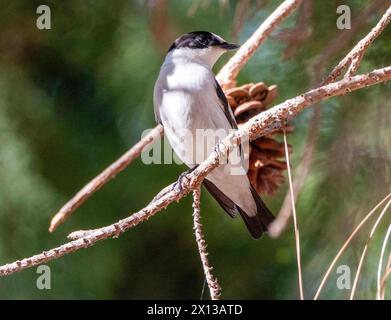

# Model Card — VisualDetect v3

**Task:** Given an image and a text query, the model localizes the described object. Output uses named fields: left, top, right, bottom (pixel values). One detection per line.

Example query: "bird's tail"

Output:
left=237, top=186, right=275, bottom=239
left=203, top=179, right=274, bottom=239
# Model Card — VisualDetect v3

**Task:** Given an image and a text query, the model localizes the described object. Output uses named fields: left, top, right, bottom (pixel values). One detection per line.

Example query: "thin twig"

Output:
left=283, top=128, right=304, bottom=300
left=1, top=67, right=391, bottom=276
left=67, top=229, right=96, bottom=240
left=350, top=198, right=391, bottom=300
left=377, top=224, right=391, bottom=300
left=192, top=186, right=221, bottom=300
left=49, top=0, right=302, bottom=232
left=313, top=192, right=391, bottom=300
left=327, top=5, right=391, bottom=83
left=269, top=2, right=391, bottom=237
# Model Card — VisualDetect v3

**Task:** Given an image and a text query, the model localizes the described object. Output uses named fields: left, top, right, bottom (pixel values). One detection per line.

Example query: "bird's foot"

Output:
left=173, top=165, right=199, bottom=193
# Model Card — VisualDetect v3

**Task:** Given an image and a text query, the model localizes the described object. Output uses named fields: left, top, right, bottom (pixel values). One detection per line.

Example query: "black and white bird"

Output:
left=153, top=31, right=274, bottom=238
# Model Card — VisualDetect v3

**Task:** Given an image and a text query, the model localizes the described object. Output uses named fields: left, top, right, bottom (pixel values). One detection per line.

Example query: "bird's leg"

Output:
left=173, top=165, right=199, bottom=193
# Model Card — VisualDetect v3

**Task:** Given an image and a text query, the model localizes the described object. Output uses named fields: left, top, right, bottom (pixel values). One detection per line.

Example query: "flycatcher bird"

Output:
left=153, top=31, right=274, bottom=238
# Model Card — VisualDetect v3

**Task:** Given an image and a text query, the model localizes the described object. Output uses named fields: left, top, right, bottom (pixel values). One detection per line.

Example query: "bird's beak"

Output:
left=219, top=42, right=240, bottom=50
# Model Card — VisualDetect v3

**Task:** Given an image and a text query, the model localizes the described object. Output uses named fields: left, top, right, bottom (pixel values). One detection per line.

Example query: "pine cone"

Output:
left=224, top=82, right=294, bottom=195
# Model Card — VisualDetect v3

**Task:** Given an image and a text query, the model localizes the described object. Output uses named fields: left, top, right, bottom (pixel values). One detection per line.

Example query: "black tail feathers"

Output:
left=237, top=186, right=275, bottom=239
left=203, top=179, right=275, bottom=239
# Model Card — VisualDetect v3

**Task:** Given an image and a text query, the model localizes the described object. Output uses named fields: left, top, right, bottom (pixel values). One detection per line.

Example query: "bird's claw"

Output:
left=172, top=165, right=199, bottom=193
left=173, top=171, right=188, bottom=193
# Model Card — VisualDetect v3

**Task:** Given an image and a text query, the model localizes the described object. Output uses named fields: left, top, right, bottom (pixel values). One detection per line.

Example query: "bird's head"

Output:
left=167, top=31, right=239, bottom=67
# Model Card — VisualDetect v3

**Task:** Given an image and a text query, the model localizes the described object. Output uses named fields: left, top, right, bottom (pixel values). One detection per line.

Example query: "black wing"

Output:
left=214, top=79, right=238, bottom=130
left=203, top=179, right=237, bottom=218
left=214, top=79, right=244, bottom=159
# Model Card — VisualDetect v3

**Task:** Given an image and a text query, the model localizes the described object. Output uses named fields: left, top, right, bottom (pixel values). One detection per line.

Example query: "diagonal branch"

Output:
left=49, top=0, right=303, bottom=232
left=1, top=66, right=391, bottom=276
left=326, top=5, right=391, bottom=83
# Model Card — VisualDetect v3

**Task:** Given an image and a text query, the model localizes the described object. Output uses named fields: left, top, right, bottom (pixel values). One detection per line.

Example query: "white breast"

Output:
left=154, top=55, right=232, bottom=167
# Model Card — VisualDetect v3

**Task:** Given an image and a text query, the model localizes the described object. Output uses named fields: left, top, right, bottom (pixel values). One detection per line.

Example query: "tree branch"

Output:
left=1, top=66, right=391, bottom=276
left=49, top=0, right=302, bottom=232
left=192, top=187, right=221, bottom=300
left=327, top=5, right=391, bottom=83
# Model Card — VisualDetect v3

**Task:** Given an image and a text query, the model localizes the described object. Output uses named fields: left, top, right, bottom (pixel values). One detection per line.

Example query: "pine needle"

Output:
left=284, top=128, right=304, bottom=300
left=314, top=192, right=391, bottom=299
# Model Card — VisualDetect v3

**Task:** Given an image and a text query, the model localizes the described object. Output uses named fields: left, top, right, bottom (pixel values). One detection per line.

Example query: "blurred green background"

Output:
left=0, top=0, right=390, bottom=299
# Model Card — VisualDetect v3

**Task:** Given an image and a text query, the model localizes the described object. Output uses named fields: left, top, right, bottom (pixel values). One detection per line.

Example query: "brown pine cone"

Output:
left=224, top=82, right=293, bottom=195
